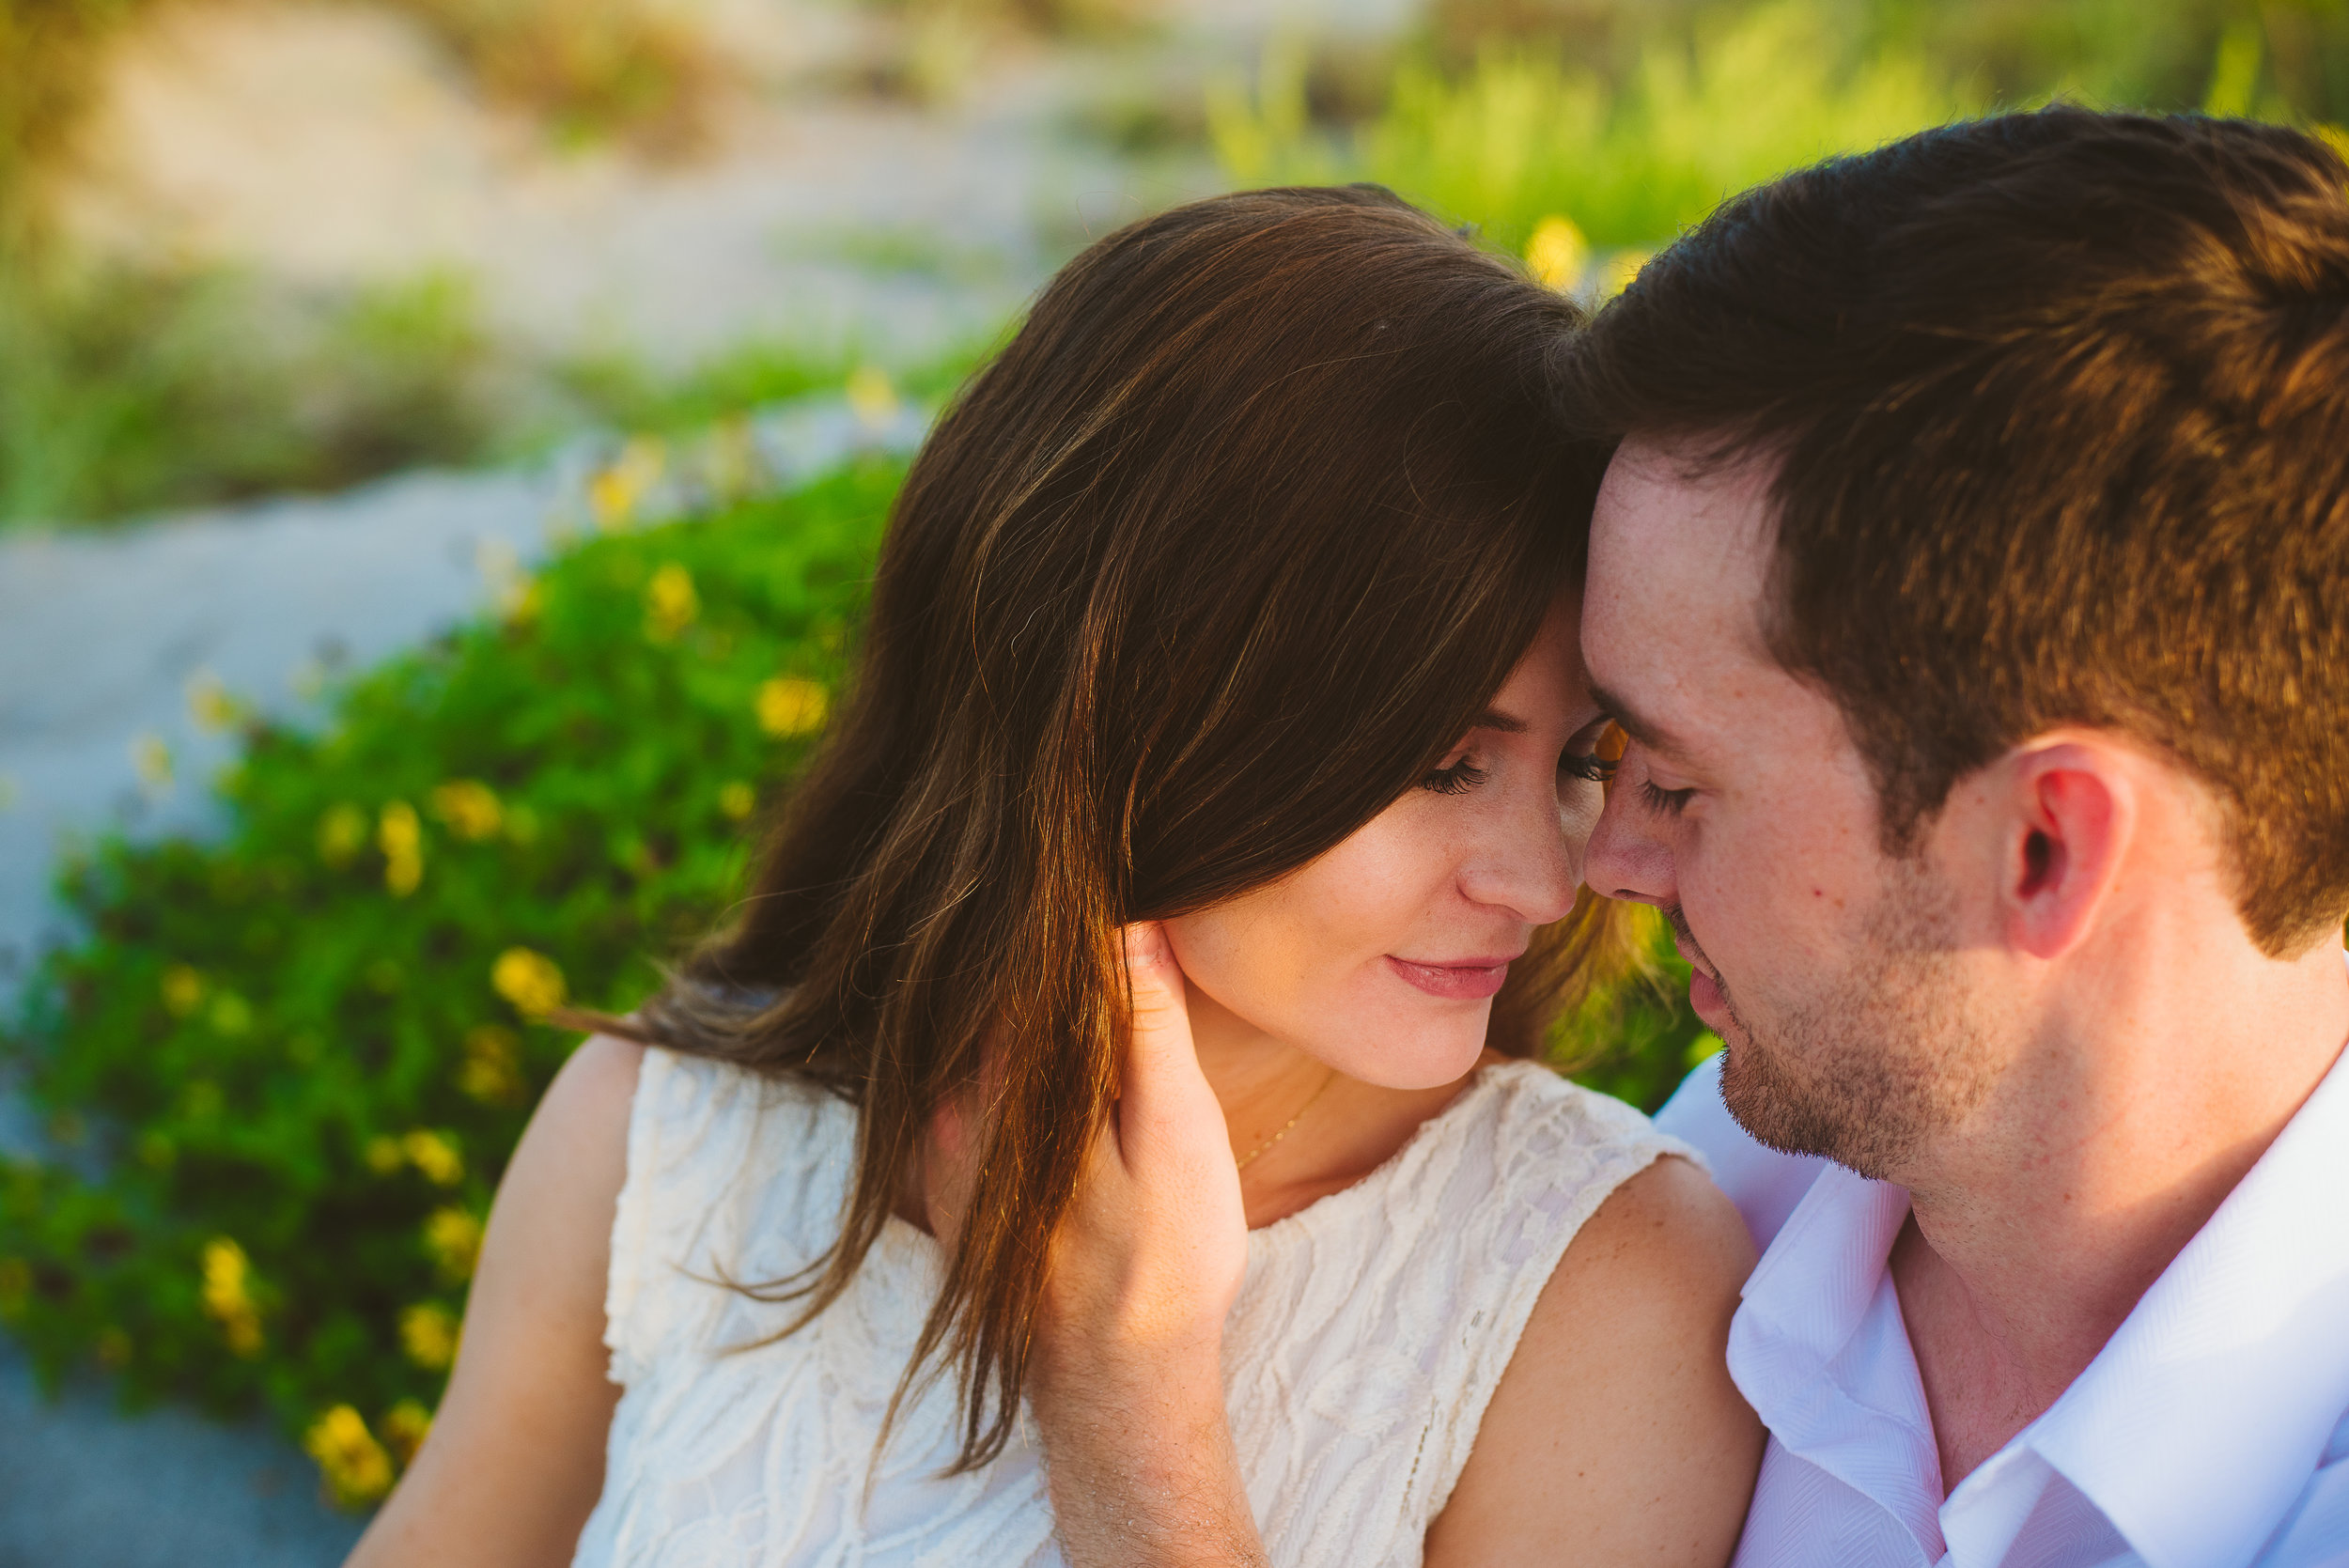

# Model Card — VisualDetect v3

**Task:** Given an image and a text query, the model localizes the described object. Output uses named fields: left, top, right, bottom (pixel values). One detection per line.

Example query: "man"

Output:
left=1028, top=108, right=2349, bottom=1566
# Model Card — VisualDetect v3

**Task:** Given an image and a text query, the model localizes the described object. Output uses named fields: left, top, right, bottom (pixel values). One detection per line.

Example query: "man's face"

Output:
left=1580, top=440, right=1999, bottom=1180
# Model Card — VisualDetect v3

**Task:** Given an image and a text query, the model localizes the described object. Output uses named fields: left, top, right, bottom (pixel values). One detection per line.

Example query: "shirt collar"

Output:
left=1730, top=1162, right=1947, bottom=1555
left=1727, top=958, right=2349, bottom=1568
left=2015, top=1029, right=2349, bottom=1568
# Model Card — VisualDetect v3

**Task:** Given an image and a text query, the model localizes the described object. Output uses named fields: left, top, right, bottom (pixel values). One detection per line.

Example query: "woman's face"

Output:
left=1164, top=594, right=1611, bottom=1090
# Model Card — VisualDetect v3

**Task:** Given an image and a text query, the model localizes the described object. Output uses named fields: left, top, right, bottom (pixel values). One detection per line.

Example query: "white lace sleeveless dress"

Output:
left=572, top=1048, right=1697, bottom=1568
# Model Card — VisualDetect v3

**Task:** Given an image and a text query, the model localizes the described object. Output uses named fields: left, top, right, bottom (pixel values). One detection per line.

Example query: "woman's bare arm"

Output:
left=1423, top=1153, right=1763, bottom=1568
left=344, top=1034, right=643, bottom=1568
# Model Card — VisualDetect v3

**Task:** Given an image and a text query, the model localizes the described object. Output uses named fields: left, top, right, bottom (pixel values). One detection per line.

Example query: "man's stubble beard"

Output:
left=1707, top=854, right=1999, bottom=1183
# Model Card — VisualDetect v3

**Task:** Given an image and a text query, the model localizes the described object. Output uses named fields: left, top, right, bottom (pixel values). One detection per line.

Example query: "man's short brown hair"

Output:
left=1566, top=107, right=2349, bottom=955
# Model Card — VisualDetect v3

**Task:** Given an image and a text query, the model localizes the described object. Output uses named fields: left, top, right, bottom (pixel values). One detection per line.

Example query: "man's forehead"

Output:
left=1582, top=439, right=1782, bottom=753
left=1590, top=439, right=1778, bottom=613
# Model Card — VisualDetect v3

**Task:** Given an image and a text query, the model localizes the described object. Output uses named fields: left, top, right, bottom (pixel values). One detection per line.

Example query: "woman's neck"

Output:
left=1186, top=988, right=1499, bottom=1228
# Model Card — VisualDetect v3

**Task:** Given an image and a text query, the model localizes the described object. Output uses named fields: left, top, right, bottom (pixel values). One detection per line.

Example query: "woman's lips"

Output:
left=1385, top=955, right=1514, bottom=1000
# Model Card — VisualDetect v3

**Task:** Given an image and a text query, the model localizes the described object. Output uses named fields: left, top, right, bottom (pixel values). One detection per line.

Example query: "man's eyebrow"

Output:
left=1586, top=683, right=1686, bottom=758
left=1469, top=707, right=1530, bottom=735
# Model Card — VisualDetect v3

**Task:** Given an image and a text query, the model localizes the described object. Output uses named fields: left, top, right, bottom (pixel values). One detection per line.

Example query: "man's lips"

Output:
left=1687, top=964, right=1725, bottom=1023
left=1668, top=925, right=1728, bottom=1025
left=1385, top=955, right=1517, bottom=1001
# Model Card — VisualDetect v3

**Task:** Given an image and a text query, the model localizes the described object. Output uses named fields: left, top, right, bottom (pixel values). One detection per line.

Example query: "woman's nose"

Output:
left=1459, top=783, right=1579, bottom=925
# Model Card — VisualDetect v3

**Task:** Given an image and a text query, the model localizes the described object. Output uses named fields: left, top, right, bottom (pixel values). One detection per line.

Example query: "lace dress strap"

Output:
left=602, top=1046, right=853, bottom=1387
left=1230, top=1061, right=1702, bottom=1566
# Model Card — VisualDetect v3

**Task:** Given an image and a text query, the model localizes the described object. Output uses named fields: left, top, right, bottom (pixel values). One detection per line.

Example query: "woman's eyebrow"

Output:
left=1470, top=708, right=1530, bottom=734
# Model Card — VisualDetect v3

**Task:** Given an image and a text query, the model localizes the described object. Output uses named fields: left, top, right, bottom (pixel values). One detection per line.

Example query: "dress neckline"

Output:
left=864, top=1060, right=1544, bottom=1266
left=1244, top=1060, right=1532, bottom=1252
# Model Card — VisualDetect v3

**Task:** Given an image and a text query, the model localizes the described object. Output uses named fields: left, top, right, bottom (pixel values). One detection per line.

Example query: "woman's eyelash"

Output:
left=1640, top=779, right=1695, bottom=816
left=1562, top=752, right=1618, bottom=784
left=1420, top=759, right=1488, bottom=796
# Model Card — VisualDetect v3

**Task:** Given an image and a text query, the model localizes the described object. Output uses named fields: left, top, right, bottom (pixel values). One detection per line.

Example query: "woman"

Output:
left=349, top=185, right=1760, bottom=1568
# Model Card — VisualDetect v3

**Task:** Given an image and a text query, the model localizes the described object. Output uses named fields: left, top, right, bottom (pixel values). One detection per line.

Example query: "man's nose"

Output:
left=1584, top=781, right=1675, bottom=910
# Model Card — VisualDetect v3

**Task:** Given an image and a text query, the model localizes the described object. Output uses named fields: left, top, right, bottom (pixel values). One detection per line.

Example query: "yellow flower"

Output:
left=131, top=733, right=173, bottom=794
left=1524, top=214, right=1588, bottom=292
left=304, top=1405, right=394, bottom=1508
left=1600, top=248, right=1652, bottom=299
left=161, top=964, right=206, bottom=1018
left=401, top=1129, right=464, bottom=1187
left=185, top=669, right=242, bottom=732
left=499, top=574, right=545, bottom=627
left=588, top=437, right=666, bottom=533
left=645, top=562, right=699, bottom=643
left=201, top=1237, right=264, bottom=1358
left=380, top=800, right=423, bottom=896
left=847, top=365, right=901, bottom=431
left=317, top=803, right=368, bottom=867
left=717, top=780, right=755, bottom=821
left=423, top=1207, right=485, bottom=1282
left=364, top=1135, right=405, bottom=1174
left=491, top=947, right=566, bottom=1018
left=381, top=1400, right=434, bottom=1467
left=756, top=676, right=829, bottom=738
left=429, top=780, right=503, bottom=842
left=456, top=1024, right=524, bottom=1104
left=398, top=1303, right=460, bottom=1371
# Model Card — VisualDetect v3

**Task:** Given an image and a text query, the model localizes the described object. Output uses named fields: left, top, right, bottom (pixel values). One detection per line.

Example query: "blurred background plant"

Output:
left=1213, top=0, right=2349, bottom=272
left=394, top=0, right=730, bottom=153
left=4, top=461, right=894, bottom=1496
left=8, top=0, right=2348, bottom=527
left=0, top=0, right=740, bottom=529
left=6, top=0, right=2348, bottom=1525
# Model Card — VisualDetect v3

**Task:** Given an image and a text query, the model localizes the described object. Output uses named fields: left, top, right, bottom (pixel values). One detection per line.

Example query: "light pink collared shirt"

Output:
left=1657, top=987, right=2349, bottom=1568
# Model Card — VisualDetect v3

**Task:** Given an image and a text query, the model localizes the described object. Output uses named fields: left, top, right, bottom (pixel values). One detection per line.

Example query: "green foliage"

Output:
left=0, top=251, right=995, bottom=529
left=0, top=261, right=500, bottom=526
left=0, top=450, right=1704, bottom=1501
left=0, top=463, right=898, bottom=1496
left=559, top=329, right=999, bottom=441
left=1559, top=921, right=1719, bottom=1115
left=1215, top=1, right=1968, bottom=256
left=1861, top=0, right=2349, bottom=125
left=1214, top=0, right=2349, bottom=262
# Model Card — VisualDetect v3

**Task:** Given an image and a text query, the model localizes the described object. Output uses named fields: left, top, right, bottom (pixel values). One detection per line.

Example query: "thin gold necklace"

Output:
left=1234, top=1066, right=1340, bottom=1171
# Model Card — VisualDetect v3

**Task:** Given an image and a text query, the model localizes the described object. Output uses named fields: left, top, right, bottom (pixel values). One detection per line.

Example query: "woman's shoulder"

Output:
left=1434, top=1059, right=1704, bottom=1207
left=606, top=1044, right=857, bottom=1304
left=1423, top=1144, right=1761, bottom=1565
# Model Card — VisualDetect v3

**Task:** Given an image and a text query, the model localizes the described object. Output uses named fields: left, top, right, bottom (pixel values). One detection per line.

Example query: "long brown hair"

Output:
left=614, top=185, right=1622, bottom=1470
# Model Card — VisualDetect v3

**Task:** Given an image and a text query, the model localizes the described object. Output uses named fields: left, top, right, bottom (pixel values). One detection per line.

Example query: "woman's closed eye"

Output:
left=1420, top=757, right=1489, bottom=796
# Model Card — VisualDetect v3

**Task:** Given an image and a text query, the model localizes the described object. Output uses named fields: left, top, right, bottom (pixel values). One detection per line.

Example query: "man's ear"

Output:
left=1999, top=740, right=2134, bottom=960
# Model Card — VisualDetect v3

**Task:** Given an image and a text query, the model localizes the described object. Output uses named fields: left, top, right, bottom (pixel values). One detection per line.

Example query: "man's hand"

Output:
left=1029, top=923, right=1267, bottom=1568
